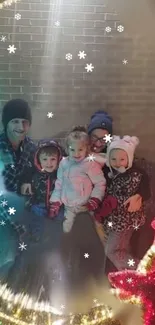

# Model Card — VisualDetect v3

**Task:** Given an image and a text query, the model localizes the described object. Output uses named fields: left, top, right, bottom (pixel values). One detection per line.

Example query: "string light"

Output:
left=0, top=290, right=121, bottom=325
left=108, top=219, right=155, bottom=325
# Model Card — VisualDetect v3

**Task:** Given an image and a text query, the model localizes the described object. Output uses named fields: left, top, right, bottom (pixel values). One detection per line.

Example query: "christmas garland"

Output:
left=109, top=219, right=155, bottom=325
left=0, top=287, right=121, bottom=325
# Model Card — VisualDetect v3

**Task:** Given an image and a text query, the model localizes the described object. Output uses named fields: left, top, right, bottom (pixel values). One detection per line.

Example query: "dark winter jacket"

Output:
left=100, top=163, right=150, bottom=234
left=0, top=132, right=36, bottom=193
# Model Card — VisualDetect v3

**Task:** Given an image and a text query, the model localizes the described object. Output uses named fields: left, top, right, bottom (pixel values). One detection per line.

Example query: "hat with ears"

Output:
left=87, top=110, right=113, bottom=135
left=106, top=135, right=140, bottom=170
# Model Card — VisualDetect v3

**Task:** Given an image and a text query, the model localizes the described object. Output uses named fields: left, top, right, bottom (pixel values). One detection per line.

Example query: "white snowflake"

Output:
left=127, top=278, right=133, bottom=283
left=0, top=220, right=6, bottom=226
left=122, top=59, right=128, bottom=65
left=104, top=134, right=113, bottom=143
left=8, top=207, right=16, bottom=215
left=105, top=26, right=112, bottom=33
left=15, top=13, right=21, bottom=20
left=55, top=21, right=60, bottom=27
left=0, top=35, right=7, bottom=42
left=66, top=53, right=72, bottom=61
left=84, top=253, right=89, bottom=258
left=108, top=221, right=113, bottom=228
left=4, top=0, right=14, bottom=6
left=10, top=164, right=15, bottom=169
left=60, top=304, right=65, bottom=310
left=1, top=199, right=8, bottom=207
left=133, top=222, right=140, bottom=231
left=85, top=63, right=94, bottom=73
left=93, top=299, right=98, bottom=304
left=7, top=45, right=17, bottom=54
left=88, top=153, right=96, bottom=162
left=19, top=242, right=27, bottom=251
left=47, top=112, right=54, bottom=118
left=127, top=259, right=135, bottom=267
left=78, top=51, right=87, bottom=59
left=3, top=0, right=10, bottom=7
left=117, top=25, right=124, bottom=33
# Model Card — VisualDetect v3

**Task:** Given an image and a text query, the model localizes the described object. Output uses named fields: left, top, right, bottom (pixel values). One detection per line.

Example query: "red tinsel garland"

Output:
left=109, top=269, right=155, bottom=325
left=108, top=219, right=155, bottom=325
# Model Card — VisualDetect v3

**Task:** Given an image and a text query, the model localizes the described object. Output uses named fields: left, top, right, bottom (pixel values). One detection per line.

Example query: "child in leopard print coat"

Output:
left=95, top=135, right=150, bottom=271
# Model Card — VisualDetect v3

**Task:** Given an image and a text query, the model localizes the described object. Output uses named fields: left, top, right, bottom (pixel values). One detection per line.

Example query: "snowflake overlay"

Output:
left=55, top=21, right=60, bottom=27
left=122, top=59, right=128, bottom=65
left=78, top=51, right=87, bottom=59
left=15, top=13, right=21, bottom=20
left=117, top=25, right=124, bottom=33
left=7, top=45, right=16, bottom=54
left=0, top=36, right=7, bottom=42
left=105, top=26, right=112, bottom=33
left=85, top=63, right=94, bottom=72
left=47, top=112, right=54, bottom=118
left=66, top=53, right=72, bottom=61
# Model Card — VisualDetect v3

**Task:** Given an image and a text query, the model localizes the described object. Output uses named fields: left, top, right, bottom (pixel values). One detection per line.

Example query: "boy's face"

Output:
left=68, top=140, right=87, bottom=162
left=7, top=118, right=30, bottom=143
left=39, top=153, right=59, bottom=172
left=90, top=128, right=109, bottom=153
left=110, top=149, right=128, bottom=170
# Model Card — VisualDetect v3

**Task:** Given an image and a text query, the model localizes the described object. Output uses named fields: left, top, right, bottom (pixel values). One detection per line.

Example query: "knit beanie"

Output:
left=106, top=135, right=139, bottom=171
left=2, top=99, right=32, bottom=129
left=88, top=110, right=113, bottom=135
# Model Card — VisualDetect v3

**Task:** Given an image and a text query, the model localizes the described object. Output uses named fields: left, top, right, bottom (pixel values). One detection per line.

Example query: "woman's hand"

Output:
left=124, top=194, right=142, bottom=212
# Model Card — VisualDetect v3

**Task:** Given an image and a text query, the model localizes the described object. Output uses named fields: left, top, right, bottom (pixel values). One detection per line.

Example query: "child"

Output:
left=50, top=126, right=106, bottom=232
left=95, top=135, right=150, bottom=271
left=26, top=138, right=64, bottom=241
left=50, top=126, right=107, bottom=296
left=7, top=139, right=64, bottom=301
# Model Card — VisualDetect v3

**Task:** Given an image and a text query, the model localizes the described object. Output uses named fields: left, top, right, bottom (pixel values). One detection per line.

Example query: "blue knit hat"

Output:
left=88, top=110, right=113, bottom=135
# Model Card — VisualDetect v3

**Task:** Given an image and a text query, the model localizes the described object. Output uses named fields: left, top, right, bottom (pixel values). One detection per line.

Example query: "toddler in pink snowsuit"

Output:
left=50, top=126, right=106, bottom=233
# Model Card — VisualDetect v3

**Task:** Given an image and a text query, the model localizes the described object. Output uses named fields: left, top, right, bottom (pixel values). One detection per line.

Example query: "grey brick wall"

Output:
left=0, top=0, right=155, bottom=161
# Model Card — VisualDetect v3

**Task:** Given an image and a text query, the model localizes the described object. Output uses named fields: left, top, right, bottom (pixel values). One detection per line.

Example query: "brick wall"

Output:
left=0, top=0, right=155, bottom=161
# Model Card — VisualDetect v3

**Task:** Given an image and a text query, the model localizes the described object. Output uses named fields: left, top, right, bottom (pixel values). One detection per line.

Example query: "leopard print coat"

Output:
left=103, top=166, right=148, bottom=234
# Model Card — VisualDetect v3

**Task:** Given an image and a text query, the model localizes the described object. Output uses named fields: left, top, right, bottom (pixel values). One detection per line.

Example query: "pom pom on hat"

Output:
left=106, top=135, right=139, bottom=170
left=88, top=110, right=113, bottom=135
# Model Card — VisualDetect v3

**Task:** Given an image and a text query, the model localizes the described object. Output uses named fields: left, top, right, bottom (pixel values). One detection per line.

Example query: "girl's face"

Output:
left=90, top=128, right=109, bottom=153
left=39, top=153, right=58, bottom=172
left=68, top=140, right=88, bottom=162
left=110, top=149, right=128, bottom=171
left=7, top=118, right=30, bottom=144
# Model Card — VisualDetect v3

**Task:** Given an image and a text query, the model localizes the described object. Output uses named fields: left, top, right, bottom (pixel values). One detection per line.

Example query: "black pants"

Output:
left=60, top=211, right=106, bottom=292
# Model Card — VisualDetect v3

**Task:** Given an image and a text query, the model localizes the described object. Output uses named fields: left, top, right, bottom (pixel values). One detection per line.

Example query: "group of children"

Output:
left=22, top=123, right=150, bottom=274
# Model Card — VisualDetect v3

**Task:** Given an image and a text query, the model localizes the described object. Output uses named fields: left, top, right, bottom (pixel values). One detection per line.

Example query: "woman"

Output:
left=88, top=110, right=143, bottom=213
left=87, top=110, right=146, bottom=271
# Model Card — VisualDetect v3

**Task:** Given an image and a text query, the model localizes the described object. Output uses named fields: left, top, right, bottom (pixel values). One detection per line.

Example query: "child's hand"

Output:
left=86, top=197, right=101, bottom=211
left=124, top=194, right=142, bottom=212
left=21, top=183, right=33, bottom=195
left=95, top=195, right=118, bottom=222
left=49, top=202, right=61, bottom=218
left=31, top=204, right=47, bottom=217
